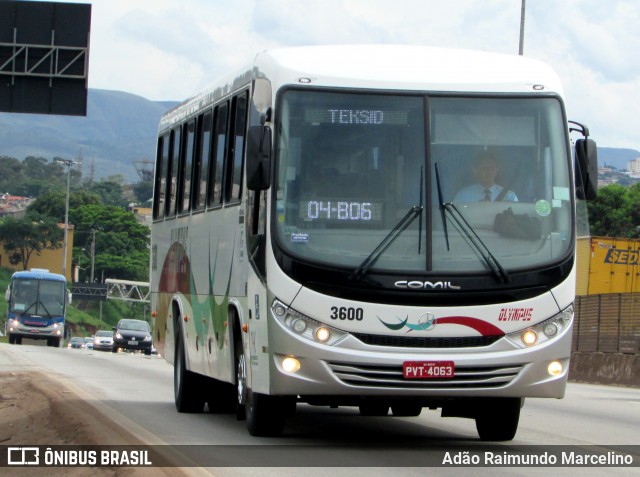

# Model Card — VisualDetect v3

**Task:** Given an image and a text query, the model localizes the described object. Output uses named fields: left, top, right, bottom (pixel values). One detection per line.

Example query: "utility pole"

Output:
left=54, top=158, right=78, bottom=279
left=519, top=0, right=526, bottom=55
left=90, top=228, right=96, bottom=283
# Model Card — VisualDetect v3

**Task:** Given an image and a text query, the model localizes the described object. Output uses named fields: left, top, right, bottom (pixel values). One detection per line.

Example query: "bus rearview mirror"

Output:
left=247, top=126, right=272, bottom=191
left=575, top=138, right=598, bottom=201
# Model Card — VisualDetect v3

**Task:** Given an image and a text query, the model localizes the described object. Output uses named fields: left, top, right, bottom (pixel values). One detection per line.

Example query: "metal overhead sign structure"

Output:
left=72, top=280, right=150, bottom=304
left=0, top=0, right=91, bottom=116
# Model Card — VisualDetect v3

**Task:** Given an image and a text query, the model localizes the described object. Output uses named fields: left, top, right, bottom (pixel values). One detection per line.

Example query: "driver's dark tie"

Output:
left=483, top=189, right=492, bottom=201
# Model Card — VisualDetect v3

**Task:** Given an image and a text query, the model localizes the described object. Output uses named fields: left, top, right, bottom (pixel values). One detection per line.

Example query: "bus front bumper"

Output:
left=263, top=315, right=572, bottom=400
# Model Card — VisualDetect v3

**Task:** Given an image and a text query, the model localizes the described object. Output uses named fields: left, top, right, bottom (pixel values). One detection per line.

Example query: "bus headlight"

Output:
left=271, top=299, right=348, bottom=346
left=506, top=304, right=573, bottom=349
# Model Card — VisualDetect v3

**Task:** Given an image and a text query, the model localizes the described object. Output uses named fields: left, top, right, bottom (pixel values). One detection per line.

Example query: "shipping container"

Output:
left=577, top=236, right=640, bottom=295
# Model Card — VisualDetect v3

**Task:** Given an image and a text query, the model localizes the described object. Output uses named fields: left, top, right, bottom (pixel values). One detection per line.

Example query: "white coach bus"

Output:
left=150, top=45, right=597, bottom=439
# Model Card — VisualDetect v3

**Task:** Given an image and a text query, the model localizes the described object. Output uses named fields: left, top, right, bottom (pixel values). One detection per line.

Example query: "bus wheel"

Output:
left=245, top=390, right=289, bottom=437
left=174, top=330, right=205, bottom=413
left=359, top=401, right=389, bottom=416
left=235, top=338, right=247, bottom=420
left=391, top=401, right=422, bottom=417
left=8, top=334, right=15, bottom=345
left=475, top=398, right=521, bottom=441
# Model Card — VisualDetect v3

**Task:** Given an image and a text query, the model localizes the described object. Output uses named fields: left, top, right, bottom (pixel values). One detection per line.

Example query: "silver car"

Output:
left=93, top=329, right=114, bottom=351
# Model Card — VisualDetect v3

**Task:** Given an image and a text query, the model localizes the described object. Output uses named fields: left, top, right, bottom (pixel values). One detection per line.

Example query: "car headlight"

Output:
left=115, top=332, right=122, bottom=339
left=505, top=304, right=573, bottom=349
left=272, top=299, right=348, bottom=346
left=144, top=335, right=152, bottom=341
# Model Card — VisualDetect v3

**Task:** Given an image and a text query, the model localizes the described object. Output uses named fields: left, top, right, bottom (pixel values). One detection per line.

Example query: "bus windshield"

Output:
left=274, top=90, right=572, bottom=275
left=10, top=278, right=66, bottom=317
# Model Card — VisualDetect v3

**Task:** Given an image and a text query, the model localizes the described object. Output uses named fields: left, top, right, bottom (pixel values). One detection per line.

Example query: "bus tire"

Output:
left=174, top=330, right=205, bottom=413
left=475, top=398, right=521, bottom=441
left=245, top=390, right=288, bottom=437
left=8, top=334, right=15, bottom=345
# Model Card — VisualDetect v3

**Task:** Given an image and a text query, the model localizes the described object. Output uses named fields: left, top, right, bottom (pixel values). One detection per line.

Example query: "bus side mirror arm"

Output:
left=246, top=125, right=272, bottom=191
left=5, top=286, right=10, bottom=302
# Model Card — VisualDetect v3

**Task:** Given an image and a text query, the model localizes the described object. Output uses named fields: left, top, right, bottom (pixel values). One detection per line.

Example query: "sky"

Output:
left=64, top=0, right=640, bottom=150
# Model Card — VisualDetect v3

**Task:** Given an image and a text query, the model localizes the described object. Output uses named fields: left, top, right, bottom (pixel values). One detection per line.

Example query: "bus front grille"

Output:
left=327, top=362, right=522, bottom=389
left=352, top=332, right=503, bottom=348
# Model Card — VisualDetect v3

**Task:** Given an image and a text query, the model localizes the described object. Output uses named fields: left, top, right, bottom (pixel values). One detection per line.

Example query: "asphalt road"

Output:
left=1, top=341, right=638, bottom=477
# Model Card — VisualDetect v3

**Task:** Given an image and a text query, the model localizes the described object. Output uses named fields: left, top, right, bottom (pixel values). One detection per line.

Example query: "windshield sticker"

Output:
left=535, top=200, right=551, bottom=217
left=553, top=187, right=570, bottom=201
left=291, top=232, right=309, bottom=243
left=14, top=303, right=25, bottom=311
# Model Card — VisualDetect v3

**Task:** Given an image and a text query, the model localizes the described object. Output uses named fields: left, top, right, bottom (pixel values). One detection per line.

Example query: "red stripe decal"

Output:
left=434, top=317, right=504, bottom=336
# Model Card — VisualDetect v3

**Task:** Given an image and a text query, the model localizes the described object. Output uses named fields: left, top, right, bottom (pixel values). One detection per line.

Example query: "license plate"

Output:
left=403, top=361, right=455, bottom=379
left=128, top=340, right=138, bottom=346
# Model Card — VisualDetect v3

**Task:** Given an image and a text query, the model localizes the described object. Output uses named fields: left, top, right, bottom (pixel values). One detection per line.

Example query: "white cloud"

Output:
left=75, top=0, right=640, bottom=149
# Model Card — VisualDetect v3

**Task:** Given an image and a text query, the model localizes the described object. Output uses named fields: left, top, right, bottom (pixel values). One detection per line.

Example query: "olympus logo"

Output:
left=395, top=280, right=461, bottom=290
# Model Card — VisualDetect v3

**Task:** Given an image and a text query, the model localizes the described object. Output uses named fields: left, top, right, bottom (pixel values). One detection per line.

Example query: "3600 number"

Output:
left=330, top=306, right=364, bottom=321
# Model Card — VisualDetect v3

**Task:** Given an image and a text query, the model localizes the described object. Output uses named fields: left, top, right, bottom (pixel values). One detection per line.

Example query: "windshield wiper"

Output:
left=351, top=168, right=424, bottom=282
left=350, top=205, right=423, bottom=282
left=434, top=163, right=508, bottom=283
left=435, top=163, right=450, bottom=250
left=444, top=202, right=509, bottom=283
left=38, top=300, right=53, bottom=318
left=22, top=301, right=37, bottom=315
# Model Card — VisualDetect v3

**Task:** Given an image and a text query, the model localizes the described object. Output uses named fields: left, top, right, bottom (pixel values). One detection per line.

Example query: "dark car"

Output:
left=68, top=336, right=86, bottom=349
left=112, top=319, right=153, bottom=355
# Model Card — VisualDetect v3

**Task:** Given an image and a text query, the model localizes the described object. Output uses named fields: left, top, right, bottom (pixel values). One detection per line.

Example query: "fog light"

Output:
left=315, top=327, right=331, bottom=343
left=522, top=329, right=538, bottom=346
left=548, top=361, right=563, bottom=376
left=282, top=357, right=300, bottom=373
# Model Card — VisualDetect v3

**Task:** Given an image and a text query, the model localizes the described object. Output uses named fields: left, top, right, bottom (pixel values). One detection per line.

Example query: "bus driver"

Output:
left=454, top=151, right=518, bottom=202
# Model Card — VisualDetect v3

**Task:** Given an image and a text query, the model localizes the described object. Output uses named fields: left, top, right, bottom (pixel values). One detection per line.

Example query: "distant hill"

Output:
left=0, top=89, right=178, bottom=183
left=0, top=90, right=637, bottom=183
left=597, top=147, right=640, bottom=171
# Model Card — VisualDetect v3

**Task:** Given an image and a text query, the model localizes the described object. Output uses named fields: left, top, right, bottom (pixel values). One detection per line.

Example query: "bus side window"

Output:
left=178, top=119, right=196, bottom=213
left=209, top=102, right=228, bottom=207
left=194, top=110, right=213, bottom=211
left=226, top=92, right=248, bottom=203
left=167, top=127, right=182, bottom=217
left=153, top=133, right=170, bottom=220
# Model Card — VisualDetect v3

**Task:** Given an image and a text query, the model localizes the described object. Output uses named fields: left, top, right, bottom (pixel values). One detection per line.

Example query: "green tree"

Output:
left=27, top=189, right=102, bottom=223
left=72, top=204, right=150, bottom=282
left=0, top=156, right=26, bottom=194
left=0, top=213, right=63, bottom=270
left=132, top=180, right=154, bottom=203
left=587, top=184, right=640, bottom=238
left=88, top=175, right=128, bottom=207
